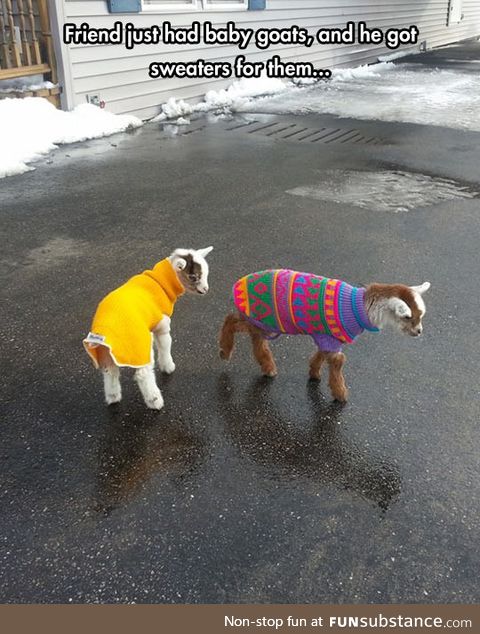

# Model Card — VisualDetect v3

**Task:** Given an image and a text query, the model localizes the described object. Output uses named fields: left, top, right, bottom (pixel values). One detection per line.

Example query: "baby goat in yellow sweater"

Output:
left=83, top=247, right=213, bottom=409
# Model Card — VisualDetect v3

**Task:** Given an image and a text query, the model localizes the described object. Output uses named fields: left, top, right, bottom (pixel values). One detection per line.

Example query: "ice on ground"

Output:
left=287, top=170, right=479, bottom=213
left=242, top=63, right=480, bottom=132
left=0, top=97, right=142, bottom=179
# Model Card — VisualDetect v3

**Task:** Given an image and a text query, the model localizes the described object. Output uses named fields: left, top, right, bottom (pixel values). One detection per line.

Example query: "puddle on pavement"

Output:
left=287, top=169, right=479, bottom=213
left=93, top=413, right=206, bottom=515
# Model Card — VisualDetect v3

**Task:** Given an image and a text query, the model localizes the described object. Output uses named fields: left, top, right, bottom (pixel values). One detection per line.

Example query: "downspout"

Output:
left=48, top=0, right=75, bottom=110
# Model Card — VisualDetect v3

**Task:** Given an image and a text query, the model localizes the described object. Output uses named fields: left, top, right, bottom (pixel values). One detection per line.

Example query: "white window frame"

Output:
left=142, top=0, right=247, bottom=12
left=142, top=1, right=200, bottom=13
left=202, top=0, right=248, bottom=11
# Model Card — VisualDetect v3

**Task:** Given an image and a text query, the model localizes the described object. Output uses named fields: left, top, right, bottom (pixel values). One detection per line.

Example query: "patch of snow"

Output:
left=152, top=97, right=192, bottom=121
left=330, top=62, right=395, bottom=82
left=152, top=76, right=288, bottom=122
left=204, top=76, right=287, bottom=110
left=287, top=170, right=479, bottom=213
left=291, top=77, right=319, bottom=86
left=175, top=117, right=190, bottom=126
left=0, top=97, right=142, bottom=179
left=377, top=50, right=418, bottom=62
left=0, top=79, right=56, bottom=93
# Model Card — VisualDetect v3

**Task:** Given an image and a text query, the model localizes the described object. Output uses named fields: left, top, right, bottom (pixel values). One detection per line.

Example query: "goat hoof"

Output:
left=262, top=366, right=277, bottom=378
left=159, top=360, right=175, bottom=374
left=106, top=392, right=122, bottom=405
left=332, top=389, right=348, bottom=403
left=219, top=348, right=231, bottom=361
left=145, top=393, right=164, bottom=410
left=147, top=399, right=164, bottom=411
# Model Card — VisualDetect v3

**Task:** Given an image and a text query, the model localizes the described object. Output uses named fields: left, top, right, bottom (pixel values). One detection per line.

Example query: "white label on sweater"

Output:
left=86, top=332, right=105, bottom=344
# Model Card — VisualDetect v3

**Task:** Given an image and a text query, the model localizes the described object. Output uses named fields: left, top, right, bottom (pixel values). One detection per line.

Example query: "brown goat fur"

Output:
left=219, top=312, right=277, bottom=377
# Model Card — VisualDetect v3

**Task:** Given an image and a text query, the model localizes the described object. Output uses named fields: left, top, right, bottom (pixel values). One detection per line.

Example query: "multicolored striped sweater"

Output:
left=233, top=269, right=378, bottom=352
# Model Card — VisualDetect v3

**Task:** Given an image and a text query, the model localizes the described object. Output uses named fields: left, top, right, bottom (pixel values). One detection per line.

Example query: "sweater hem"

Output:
left=83, top=333, right=155, bottom=369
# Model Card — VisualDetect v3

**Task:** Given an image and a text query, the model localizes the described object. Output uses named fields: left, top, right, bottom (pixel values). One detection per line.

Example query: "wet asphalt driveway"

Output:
left=1, top=45, right=480, bottom=604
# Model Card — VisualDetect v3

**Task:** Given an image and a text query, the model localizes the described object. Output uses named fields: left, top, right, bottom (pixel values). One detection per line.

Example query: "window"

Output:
left=203, top=0, right=248, bottom=9
left=142, top=0, right=248, bottom=10
left=142, top=0, right=199, bottom=11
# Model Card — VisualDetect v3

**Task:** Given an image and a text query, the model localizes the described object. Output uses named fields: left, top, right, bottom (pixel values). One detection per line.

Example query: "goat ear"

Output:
left=410, top=282, right=431, bottom=295
left=387, top=297, right=412, bottom=318
left=196, top=246, right=213, bottom=259
left=174, top=257, right=187, bottom=271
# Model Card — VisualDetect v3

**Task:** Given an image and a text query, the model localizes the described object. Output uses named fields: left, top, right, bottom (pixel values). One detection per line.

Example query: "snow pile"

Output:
left=152, top=76, right=288, bottom=121
left=377, top=50, right=419, bottom=63
left=0, top=97, right=142, bottom=178
left=245, top=63, right=480, bottom=132
left=0, top=79, right=56, bottom=93
left=204, top=76, right=286, bottom=109
left=329, top=62, right=394, bottom=83
left=156, top=97, right=193, bottom=121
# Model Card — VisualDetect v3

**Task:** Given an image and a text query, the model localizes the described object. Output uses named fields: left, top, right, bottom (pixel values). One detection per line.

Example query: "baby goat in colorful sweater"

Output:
left=219, top=269, right=430, bottom=402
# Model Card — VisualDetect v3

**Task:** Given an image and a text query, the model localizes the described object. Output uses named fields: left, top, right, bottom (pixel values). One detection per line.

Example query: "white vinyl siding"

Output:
left=58, top=0, right=480, bottom=119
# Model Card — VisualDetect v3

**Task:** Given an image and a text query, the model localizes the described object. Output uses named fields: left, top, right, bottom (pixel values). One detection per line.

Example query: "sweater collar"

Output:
left=352, top=287, right=379, bottom=332
left=145, top=258, right=185, bottom=303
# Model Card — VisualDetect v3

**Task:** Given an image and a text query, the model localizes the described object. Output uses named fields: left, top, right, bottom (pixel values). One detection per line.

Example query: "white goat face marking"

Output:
left=169, top=247, right=212, bottom=294
left=412, top=291, right=426, bottom=317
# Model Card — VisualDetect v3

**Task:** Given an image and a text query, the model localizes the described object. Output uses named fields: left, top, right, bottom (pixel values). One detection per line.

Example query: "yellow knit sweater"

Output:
left=83, top=258, right=184, bottom=368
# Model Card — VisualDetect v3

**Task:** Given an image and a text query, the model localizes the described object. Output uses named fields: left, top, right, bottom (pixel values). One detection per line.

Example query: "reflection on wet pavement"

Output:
left=217, top=374, right=401, bottom=512
left=94, top=410, right=206, bottom=515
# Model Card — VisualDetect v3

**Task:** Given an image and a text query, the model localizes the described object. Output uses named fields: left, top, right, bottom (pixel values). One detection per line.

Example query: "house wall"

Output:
left=57, top=0, right=480, bottom=118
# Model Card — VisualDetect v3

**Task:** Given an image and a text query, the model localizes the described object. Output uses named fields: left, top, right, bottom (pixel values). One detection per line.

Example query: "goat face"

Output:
left=169, top=246, right=213, bottom=295
left=367, top=282, right=430, bottom=337
left=387, top=283, right=431, bottom=337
